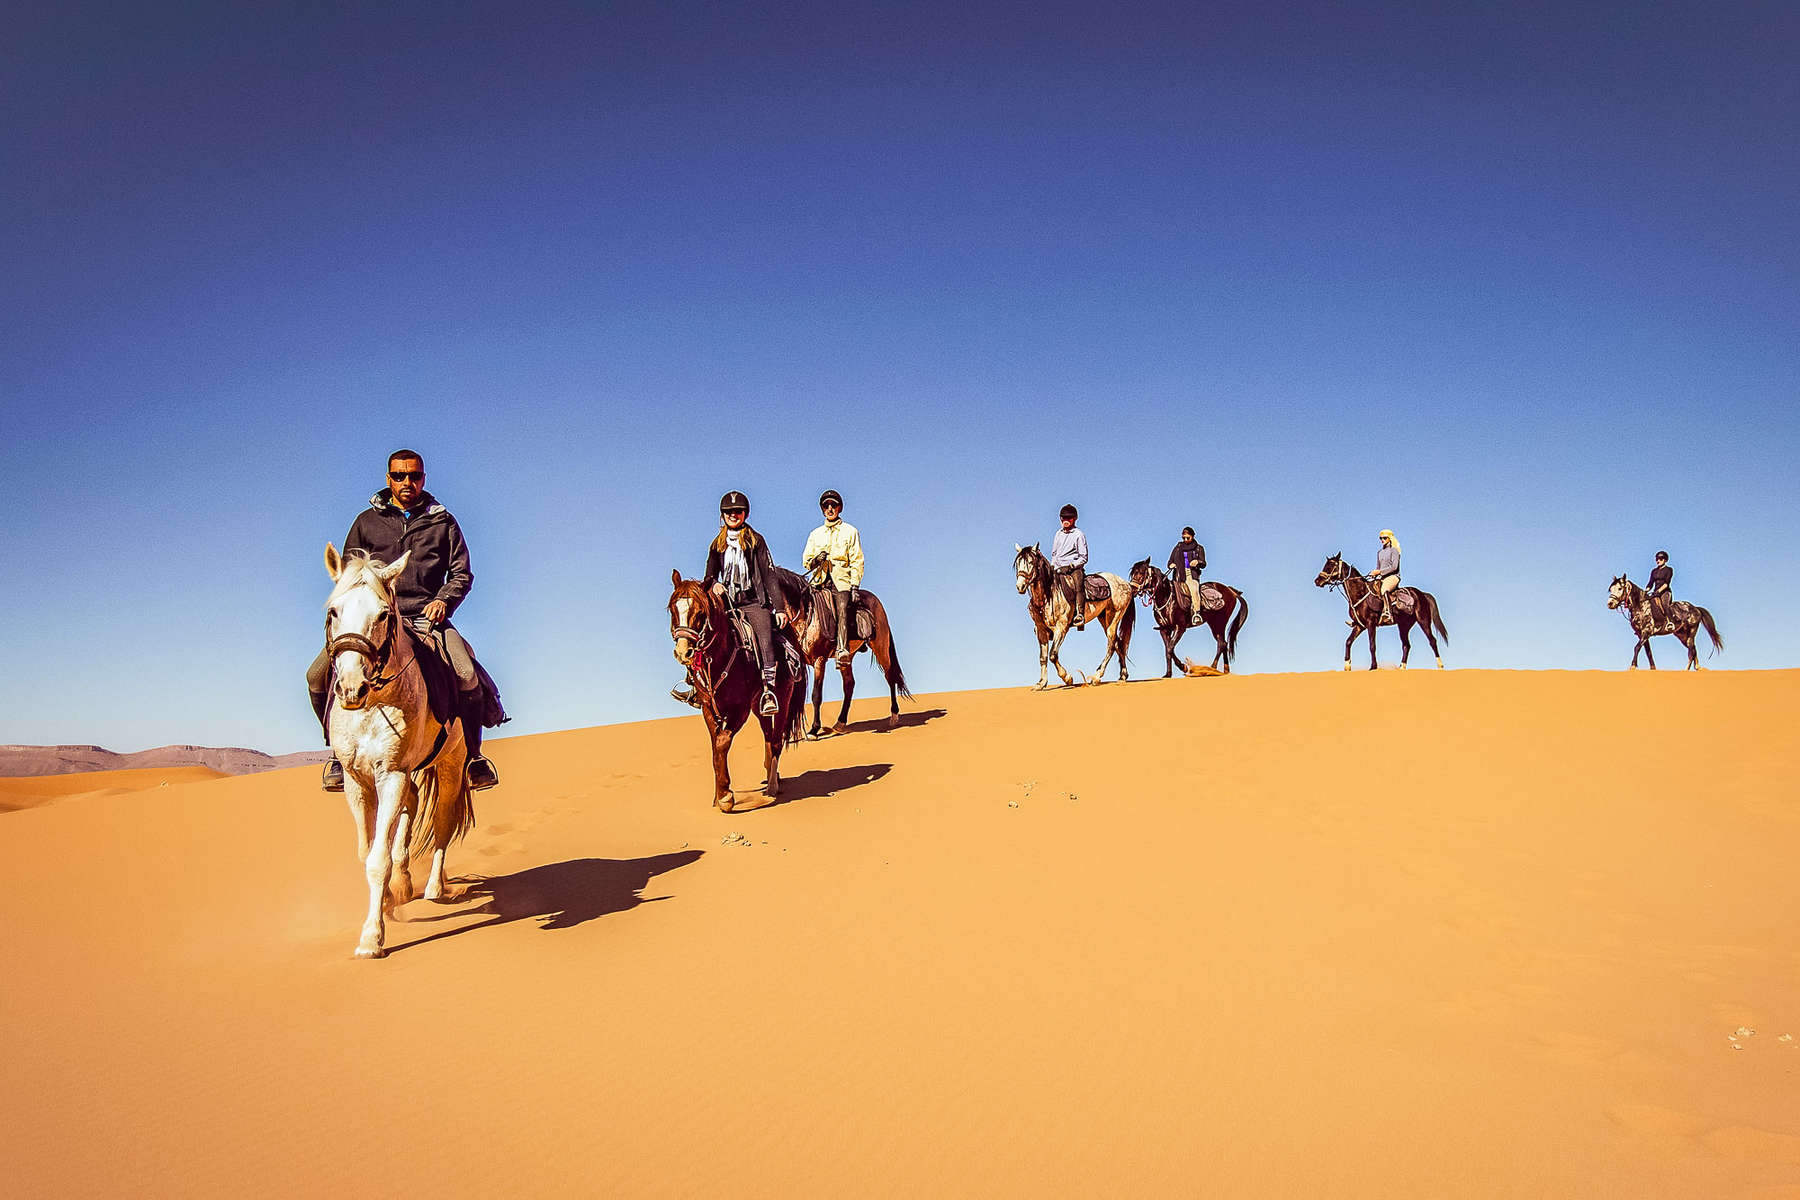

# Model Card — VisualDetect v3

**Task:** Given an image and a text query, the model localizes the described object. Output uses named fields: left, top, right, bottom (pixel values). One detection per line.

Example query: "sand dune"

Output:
left=3, top=670, right=1797, bottom=1197
left=0, top=764, right=226, bottom=812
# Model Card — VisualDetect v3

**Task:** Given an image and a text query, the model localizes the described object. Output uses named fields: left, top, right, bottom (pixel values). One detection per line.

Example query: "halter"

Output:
left=326, top=581, right=405, bottom=688
left=672, top=589, right=738, bottom=712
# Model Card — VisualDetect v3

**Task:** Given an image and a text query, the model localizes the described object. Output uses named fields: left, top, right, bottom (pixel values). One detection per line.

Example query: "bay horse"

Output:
left=1127, top=558, right=1248, bottom=676
left=1313, top=553, right=1449, bottom=671
left=1607, top=576, right=1723, bottom=670
left=323, top=544, right=475, bottom=959
left=775, top=559, right=912, bottom=736
left=1012, top=544, right=1136, bottom=689
left=668, top=570, right=807, bottom=812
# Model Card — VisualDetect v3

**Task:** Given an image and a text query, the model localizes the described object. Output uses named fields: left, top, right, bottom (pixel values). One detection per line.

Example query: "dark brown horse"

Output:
left=667, top=570, right=807, bottom=812
left=1012, top=544, right=1135, bottom=688
left=773, top=561, right=912, bottom=736
left=1127, top=558, right=1248, bottom=676
left=1607, top=576, right=1723, bottom=670
left=1313, top=553, right=1449, bottom=670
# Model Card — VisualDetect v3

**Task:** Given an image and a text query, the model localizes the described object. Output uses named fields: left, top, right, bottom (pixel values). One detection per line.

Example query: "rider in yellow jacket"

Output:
left=802, top=489, right=865, bottom=663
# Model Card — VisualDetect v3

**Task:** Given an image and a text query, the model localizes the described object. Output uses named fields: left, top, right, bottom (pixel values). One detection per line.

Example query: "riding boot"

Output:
left=833, top=588, right=853, bottom=663
left=311, top=689, right=344, bottom=790
left=1073, top=568, right=1087, bottom=630
left=758, top=666, right=780, bottom=717
left=462, top=695, right=499, bottom=790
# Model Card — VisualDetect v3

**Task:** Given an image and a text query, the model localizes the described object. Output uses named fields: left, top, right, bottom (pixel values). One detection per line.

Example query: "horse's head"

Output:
left=1013, top=543, right=1043, bottom=595
left=668, top=569, right=717, bottom=667
left=324, top=543, right=409, bottom=710
left=1127, top=557, right=1159, bottom=602
left=1315, top=553, right=1353, bottom=589
left=1607, top=575, right=1631, bottom=609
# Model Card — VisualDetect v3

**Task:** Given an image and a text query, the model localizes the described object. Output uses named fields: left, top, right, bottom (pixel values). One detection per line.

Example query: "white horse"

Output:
left=323, top=543, right=475, bottom=958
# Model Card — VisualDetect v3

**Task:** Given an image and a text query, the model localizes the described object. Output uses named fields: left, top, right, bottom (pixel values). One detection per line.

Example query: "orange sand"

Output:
left=0, top=764, right=225, bottom=812
left=2, top=670, right=1797, bottom=1197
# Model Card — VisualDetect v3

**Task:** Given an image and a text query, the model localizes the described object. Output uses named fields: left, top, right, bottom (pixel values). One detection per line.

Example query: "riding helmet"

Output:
left=1655, top=550, right=1668, bottom=561
left=819, top=489, right=843, bottom=509
left=719, top=490, right=749, bottom=514
left=1060, top=503, right=1078, bottom=520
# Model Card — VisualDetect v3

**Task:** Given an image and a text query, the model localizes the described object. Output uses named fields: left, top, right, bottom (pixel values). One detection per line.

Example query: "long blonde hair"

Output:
left=1379, top=529, right=1401, bottom=554
left=710, top=523, right=761, bottom=554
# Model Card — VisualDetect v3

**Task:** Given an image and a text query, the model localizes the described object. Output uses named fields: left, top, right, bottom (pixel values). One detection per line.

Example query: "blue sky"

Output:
left=4, top=1, right=1795, bottom=752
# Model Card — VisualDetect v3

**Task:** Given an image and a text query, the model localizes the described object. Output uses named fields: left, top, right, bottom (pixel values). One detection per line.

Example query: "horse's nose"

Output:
left=338, top=681, right=368, bottom=709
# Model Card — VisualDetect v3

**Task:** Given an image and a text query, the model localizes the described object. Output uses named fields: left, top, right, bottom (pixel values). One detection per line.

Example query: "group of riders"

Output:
left=306, top=453, right=872, bottom=791
left=307, top=451, right=1693, bottom=792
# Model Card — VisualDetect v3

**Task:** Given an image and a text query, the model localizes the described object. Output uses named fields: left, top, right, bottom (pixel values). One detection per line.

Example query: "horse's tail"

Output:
left=1430, top=595, right=1450, bottom=646
left=882, top=627, right=913, bottom=702
left=783, top=665, right=808, bottom=746
left=1694, top=606, right=1724, bottom=655
left=1117, top=586, right=1136, bottom=666
left=410, top=746, right=475, bottom=862
left=1226, top=590, right=1249, bottom=662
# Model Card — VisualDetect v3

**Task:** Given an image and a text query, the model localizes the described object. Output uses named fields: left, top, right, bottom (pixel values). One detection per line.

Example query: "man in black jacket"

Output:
left=1646, top=550, right=1675, bottom=630
left=307, top=449, right=504, bottom=791
left=1167, top=527, right=1207, bottom=627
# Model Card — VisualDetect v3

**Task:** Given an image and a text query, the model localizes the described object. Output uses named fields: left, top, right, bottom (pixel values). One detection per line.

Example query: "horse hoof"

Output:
left=1398, top=662, right=1406, bottom=671
left=886, top=715, right=899, bottom=729
left=353, top=945, right=387, bottom=960
left=1342, top=662, right=1352, bottom=672
left=831, top=723, right=849, bottom=734
left=1436, top=659, right=1444, bottom=669
left=717, top=796, right=735, bottom=814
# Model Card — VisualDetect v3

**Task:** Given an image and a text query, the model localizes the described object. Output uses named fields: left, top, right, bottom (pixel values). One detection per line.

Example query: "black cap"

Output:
left=719, top=490, right=749, bottom=514
left=819, top=489, right=842, bottom=509
left=1060, top=504, right=1078, bottom=520
left=1182, top=526, right=1194, bottom=537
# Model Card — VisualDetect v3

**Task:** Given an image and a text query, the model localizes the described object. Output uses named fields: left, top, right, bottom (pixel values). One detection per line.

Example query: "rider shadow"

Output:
left=833, top=707, right=947, bottom=736
left=733, top=762, right=893, bottom=811
left=389, top=848, right=704, bottom=953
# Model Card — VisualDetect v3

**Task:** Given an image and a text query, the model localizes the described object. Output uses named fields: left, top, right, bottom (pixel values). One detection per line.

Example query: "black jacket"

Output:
left=344, top=489, right=473, bottom=620
left=703, top=528, right=780, bottom=611
left=1167, top=539, right=1207, bottom=583
left=1647, top=563, right=1673, bottom=595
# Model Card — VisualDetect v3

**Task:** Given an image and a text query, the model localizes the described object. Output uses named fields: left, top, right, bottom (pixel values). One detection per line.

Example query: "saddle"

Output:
left=816, top=587, right=876, bottom=642
left=728, top=610, right=804, bottom=679
left=406, top=624, right=509, bottom=729
left=1081, top=575, right=1113, bottom=602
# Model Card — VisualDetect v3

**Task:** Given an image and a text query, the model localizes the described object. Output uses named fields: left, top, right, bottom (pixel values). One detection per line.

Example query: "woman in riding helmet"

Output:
left=701, top=490, right=787, bottom=716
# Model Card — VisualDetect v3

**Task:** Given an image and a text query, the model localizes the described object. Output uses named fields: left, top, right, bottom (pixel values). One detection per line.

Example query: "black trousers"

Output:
left=733, top=603, right=778, bottom=674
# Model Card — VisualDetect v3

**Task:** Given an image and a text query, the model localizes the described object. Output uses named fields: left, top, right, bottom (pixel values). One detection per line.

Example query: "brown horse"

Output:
left=1127, top=558, right=1248, bottom=676
left=667, top=570, right=807, bottom=812
left=1607, top=576, right=1723, bottom=670
left=1012, top=543, right=1135, bottom=688
left=773, top=562, right=912, bottom=736
left=1313, top=553, right=1449, bottom=670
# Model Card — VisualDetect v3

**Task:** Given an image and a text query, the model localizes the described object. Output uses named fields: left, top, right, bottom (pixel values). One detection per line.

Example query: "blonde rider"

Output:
left=1369, top=529, right=1401, bottom=624
left=802, top=489, right=866, bottom=664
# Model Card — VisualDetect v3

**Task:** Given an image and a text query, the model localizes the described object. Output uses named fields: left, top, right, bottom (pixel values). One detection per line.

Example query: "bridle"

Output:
left=671, top=587, right=736, bottom=710
left=326, top=583, right=404, bottom=689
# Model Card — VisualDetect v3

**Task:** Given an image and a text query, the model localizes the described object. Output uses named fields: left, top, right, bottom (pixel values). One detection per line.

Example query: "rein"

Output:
left=675, top=592, right=738, bottom=714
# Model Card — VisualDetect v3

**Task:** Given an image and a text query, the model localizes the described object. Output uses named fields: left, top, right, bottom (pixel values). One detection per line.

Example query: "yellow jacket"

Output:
left=802, top=519, right=865, bottom=589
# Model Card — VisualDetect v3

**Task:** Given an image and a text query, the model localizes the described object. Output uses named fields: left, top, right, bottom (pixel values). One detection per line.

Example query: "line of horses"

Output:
left=316, top=538, right=1722, bottom=960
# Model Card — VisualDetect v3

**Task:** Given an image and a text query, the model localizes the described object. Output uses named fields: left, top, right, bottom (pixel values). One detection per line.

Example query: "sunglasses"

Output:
left=389, top=471, right=423, bottom=481
left=722, top=508, right=747, bottom=516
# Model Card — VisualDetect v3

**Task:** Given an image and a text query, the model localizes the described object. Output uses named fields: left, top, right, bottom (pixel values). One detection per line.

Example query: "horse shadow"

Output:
left=832, top=707, right=947, bottom=736
left=390, top=848, right=704, bottom=953
left=729, top=762, right=893, bottom=812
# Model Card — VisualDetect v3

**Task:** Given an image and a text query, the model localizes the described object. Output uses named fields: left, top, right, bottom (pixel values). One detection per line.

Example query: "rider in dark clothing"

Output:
left=701, top=490, right=788, bottom=717
left=307, top=450, right=504, bottom=791
left=1166, top=527, right=1207, bottom=627
left=1646, top=551, right=1675, bottom=628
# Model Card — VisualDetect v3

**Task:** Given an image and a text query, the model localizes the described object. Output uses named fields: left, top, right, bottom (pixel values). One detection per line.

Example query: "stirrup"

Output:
left=466, top=756, right=499, bottom=790
left=669, top=686, right=700, bottom=709
left=758, top=688, right=779, bottom=717
left=321, top=759, right=344, bottom=792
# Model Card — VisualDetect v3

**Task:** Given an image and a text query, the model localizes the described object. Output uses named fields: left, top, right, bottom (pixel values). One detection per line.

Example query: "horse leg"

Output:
left=833, top=657, right=855, bottom=733
left=345, top=775, right=376, bottom=861
left=1048, top=625, right=1076, bottom=687
left=1161, top=626, right=1176, bottom=677
left=1210, top=615, right=1227, bottom=671
left=1342, top=626, right=1359, bottom=672
left=354, top=774, right=408, bottom=958
left=1366, top=624, right=1379, bottom=670
left=709, top=712, right=735, bottom=811
left=1684, top=630, right=1699, bottom=670
left=423, top=747, right=463, bottom=902
left=1397, top=618, right=1413, bottom=670
left=808, top=656, right=825, bottom=737
left=762, top=726, right=780, bottom=798
left=1642, top=638, right=1657, bottom=670
left=387, top=807, right=414, bottom=911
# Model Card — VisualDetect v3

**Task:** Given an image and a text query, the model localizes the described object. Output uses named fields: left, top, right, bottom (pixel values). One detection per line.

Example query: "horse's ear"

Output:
left=374, top=550, right=410, bottom=585
left=671, top=568, right=683, bottom=586
left=1014, top=543, right=1022, bottom=553
left=1034, top=542, right=1041, bottom=553
left=324, top=542, right=342, bottom=580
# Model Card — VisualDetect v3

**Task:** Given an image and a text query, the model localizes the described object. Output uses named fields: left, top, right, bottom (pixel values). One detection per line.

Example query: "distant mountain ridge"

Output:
left=0, top=744, right=331, bottom=778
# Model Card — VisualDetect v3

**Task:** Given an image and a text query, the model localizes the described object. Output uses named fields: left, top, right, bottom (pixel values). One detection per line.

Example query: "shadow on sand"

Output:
left=814, top=707, right=947, bottom=737
left=390, top=849, right=704, bottom=953
left=726, top=762, right=893, bottom=813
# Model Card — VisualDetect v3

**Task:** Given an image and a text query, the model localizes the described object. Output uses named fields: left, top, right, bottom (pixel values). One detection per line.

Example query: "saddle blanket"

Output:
left=1389, top=589, right=1416, bottom=613
left=1197, top=582, right=1227, bottom=612
left=854, top=606, right=875, bottom=642
left=1082, top=575, right=1113, bottom=602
